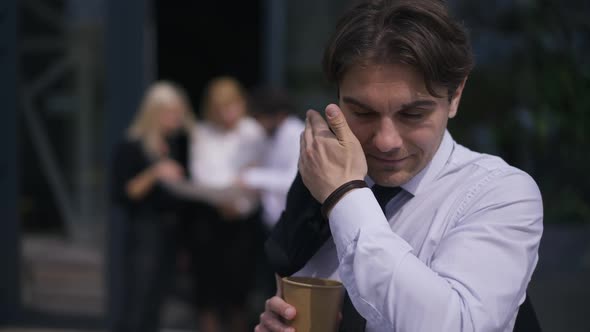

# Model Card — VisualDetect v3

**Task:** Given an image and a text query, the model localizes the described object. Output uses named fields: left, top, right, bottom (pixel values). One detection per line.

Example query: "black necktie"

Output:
left=371, top=184, right=402, bottom=212
left=339, top=185, right=401, bottom=332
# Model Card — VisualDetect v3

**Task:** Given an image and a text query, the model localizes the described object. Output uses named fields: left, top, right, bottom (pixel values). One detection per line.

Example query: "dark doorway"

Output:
left=155, top=0, right=263, bottom=115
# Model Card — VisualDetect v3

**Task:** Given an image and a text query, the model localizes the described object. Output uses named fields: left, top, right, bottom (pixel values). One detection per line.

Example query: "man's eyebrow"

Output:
left=399, top=99, right=437, bottom=111
left=342, top=96, right=437, bottom=113
left=341, top=96, right=378, bottom=113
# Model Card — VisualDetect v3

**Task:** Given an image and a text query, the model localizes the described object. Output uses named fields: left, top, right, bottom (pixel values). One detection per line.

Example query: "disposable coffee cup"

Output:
left=281, top=276, right=344, bottom=332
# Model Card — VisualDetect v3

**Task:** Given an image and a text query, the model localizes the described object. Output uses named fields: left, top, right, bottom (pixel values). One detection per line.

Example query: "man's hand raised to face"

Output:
left=299, top=104, right=368, bottom=203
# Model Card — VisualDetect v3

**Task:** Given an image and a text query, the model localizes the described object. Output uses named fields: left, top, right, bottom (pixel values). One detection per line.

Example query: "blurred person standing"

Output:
left=110, top=81, right=195, bottom=332
left=238, top=87, right=304, bottom=301
left=239, top=87, right=304, bottom=231
left=188, top=76, right=265, bottom=332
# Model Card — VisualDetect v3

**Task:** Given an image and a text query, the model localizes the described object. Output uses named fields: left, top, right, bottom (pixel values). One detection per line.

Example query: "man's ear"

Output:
left=448, top=77, right=468, bottom=119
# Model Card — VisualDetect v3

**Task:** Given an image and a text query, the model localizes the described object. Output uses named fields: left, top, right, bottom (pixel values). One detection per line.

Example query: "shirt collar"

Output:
left=366, top=130, right=455, bottom=196
left=400, top=130, right=454, bottom=196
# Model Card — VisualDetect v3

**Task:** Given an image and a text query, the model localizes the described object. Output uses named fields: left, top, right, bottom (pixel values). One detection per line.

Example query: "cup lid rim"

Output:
left=282, top=276, right=343, bottom=289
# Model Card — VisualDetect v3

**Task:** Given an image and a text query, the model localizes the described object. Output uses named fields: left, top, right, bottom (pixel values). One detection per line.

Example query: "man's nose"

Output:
left=373, top=118, right=403, bottom=153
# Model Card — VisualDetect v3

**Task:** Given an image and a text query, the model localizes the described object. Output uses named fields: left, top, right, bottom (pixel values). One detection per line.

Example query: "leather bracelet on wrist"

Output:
left=321, top=179, right=368, bottom=221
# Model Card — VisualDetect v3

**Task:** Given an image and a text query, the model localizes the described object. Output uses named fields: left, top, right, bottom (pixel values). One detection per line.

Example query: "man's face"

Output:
left=339, top=62, right=465, bottom=187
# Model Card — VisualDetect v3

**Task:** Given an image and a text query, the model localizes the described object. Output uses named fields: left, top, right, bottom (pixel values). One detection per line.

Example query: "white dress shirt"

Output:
left=189, top=117, right=265, bottom=213
left=294, top=130, right=543, bottom=332
left=241, top=116, right=305, bottom=228
left=190, top=117, right=265, bottom=188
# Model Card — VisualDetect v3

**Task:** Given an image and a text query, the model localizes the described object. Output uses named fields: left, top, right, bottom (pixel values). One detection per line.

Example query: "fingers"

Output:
left=300, top=111, right=316, bottom=172
left=304, top=112, right=314, bottom=152
left=305, top=106, right=352, bottom=144
left=306, top=109, right=330, bottom=137
left=256, top=296, right=296, bottom=332
left=258, top=312, right=294, bottom=332
left=325, top=103, right=353, bottom=143
left=302, top=108, right=332, bottom=157
left=254, top=323, right=269, bottom=332
left=299, top=132, right=304, bottom=172
left=266, top=296, right=296, bottom=320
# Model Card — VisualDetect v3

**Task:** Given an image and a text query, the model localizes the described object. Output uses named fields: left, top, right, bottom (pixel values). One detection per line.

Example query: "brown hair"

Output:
left=248, top=86, right=293, bottom=116
left=323, top=0, right=474, bottom=99
left=201, top=76, right=247, bottom=122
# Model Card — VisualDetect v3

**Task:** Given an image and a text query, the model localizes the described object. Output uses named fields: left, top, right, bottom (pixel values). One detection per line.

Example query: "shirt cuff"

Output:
left=328, top=187, right=388, bottom=257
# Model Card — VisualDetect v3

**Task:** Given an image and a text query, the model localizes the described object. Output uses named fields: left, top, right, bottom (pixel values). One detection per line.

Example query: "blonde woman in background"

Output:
left=188, top=76, right=265, bottom=332
left=110, top=81, right=195, bottom=332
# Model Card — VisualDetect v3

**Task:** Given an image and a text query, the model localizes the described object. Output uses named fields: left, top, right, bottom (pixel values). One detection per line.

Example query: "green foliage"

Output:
left=450, top=0, right=590, bottom=223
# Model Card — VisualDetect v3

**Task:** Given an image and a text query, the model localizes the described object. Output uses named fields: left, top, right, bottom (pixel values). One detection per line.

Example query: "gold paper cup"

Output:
left=281, top=276, right=344, bottom=332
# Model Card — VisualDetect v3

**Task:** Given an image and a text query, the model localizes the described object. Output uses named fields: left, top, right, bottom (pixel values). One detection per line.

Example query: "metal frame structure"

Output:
left=1, top=0, right=150, bottom=328
left=2, top=0, right=285, bottom=328
left=0, top=0, right=21, bottom=324
left=18, top=0, right=103, bottom=241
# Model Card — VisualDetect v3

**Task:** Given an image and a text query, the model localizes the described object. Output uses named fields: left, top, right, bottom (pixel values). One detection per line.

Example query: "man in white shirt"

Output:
left=238, top=87, right=305, bottom=302
left=256, top=1, right=543, bottom=331
left=239, top=87, right=305, bottom=230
